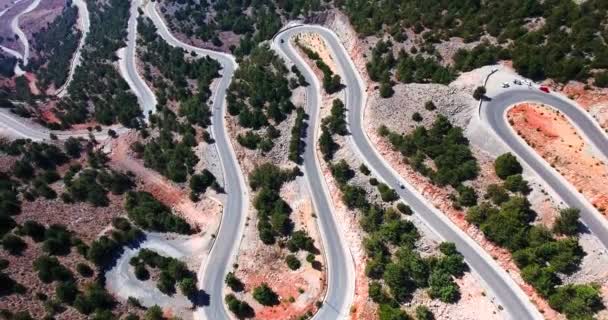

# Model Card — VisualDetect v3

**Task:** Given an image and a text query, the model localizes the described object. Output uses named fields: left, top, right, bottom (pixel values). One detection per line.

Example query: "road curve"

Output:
left=143, top=3, right=249, bottom=320
left=9, top=0, right=41, bottom=66
left=276, top=25, right=542, bottom=320
left=482, top=89, right=608, bottom=248
left=273, top=29, right=356, bottom=320
left=56, top=0, right=90, bottom=97
left=119, top=0, right=157, bottom=119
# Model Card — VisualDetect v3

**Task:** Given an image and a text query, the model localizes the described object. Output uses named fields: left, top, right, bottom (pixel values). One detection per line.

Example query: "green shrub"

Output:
left=285, top=255, right=301, bottom=270
left=494, top=153, right=522, bottom=180
left=253, top=283, right=279, bottom=306
left=553, top=208, right=580, bottom=236
left=2, top=234, right=26, bottom=255
left=225, top=294, right=254, bottom=318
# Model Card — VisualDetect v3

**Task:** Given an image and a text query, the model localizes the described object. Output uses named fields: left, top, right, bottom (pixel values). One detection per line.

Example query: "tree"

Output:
left=378, top=303, right=410, bottom=320
left=494, top=153, right=522, bottom=179
left=64, top=138, right=82, bottom=158
left=285, top=255, right=301, bottom=270
left=472, top=86, right=486, bottom=100
left=456, top=185, right=477, bottom=207
left=412, top=112, right=423, bottom=122
left=253, top=283, right=279, bottom=306
left=424, top=101, right=436, bottom=111
left=416, top=305, right=434, bottom=320
left=144, top=305, right=164, bottom=320
left=428, top=269, right=460, bottom=302
left=397, top=203, right=413, bottom=215
left=553, top=208, right=581, bottom=236
left=225, top=294, right=254, bottom=318
left=379, top=81, right=394, bottom=98
left=503, top=174, right=530, bottom=194
left=56, top=281, right=78, bottom=304
left=319, top=126, right=338, bottom=161
left=485, top=184, right=509, bottom=205
left=179, top=277, right=197, bottom=296
left=225, top=272, right=244, bottom=292
left=2, top=234, right=26, bottom=255
left=548, top=284, right=604, bottom=320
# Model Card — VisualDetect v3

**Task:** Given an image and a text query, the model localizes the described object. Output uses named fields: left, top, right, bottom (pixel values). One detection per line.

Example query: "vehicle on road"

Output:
left=513, top=79, right=522, bottom=85
left=539, top=86, right=550, bottom=93
left=502, top=82, right=510, bottom=88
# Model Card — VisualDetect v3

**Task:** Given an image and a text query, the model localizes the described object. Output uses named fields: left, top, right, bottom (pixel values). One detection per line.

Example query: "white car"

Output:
left=524, top=80, right=532, bottom=86
left=502, top=82, right=510, bottom=88
left=513, top=79, right=522, bottom=85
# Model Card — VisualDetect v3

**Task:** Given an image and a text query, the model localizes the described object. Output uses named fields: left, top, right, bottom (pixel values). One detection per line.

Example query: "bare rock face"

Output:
left=367, top=82, right=475, bottom=135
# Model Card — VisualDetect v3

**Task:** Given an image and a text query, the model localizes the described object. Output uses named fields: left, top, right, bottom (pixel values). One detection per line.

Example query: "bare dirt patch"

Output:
left=508, top=103, right=608, bottom=214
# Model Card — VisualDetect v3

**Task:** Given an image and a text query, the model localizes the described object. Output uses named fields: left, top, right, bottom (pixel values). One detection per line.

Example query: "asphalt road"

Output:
left=277, top=25, right=542, bottom=320
left=10, top=0, right=41, bottom=66
left=274, top=29, right=355, bottom=320
left=123, top=0, right=157, bottom=119
left=482, top=89, right=608, bottom=248
left=56, top=0, right=90, bottom=97
left=144, top=3, right=248, bottom=320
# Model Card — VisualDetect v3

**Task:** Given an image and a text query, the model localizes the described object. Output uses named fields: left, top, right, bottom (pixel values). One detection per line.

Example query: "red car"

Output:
left=539, top=86, right=550, bottom=93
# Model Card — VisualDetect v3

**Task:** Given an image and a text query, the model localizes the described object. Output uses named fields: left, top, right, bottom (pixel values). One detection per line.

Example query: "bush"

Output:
left=21, top=220, right=46, bottom=242
left=412, top=112, right=423, bottom=122
left=397, top=202, right=413, bottom=215
left=125, top=191, right=193, bottom=234
left=456, top=185, right=477, bottom=207
left=189, top=170, right=216, bottom=194
left=473, top=86, right=486, bottom=100
left=494, top=153, right=522, bottom=179
left=64, top=138, right=82, bottom=158
left=253, top=283, right=279, bottom=306
left=377, top=183, right=399, bottom=202
left=56, top=281, right=78, bottom=304
left=553, top=208, right=580, bottom=236
left=134, top=264, right=149, bottom=281
left=485, top=184, right=509, bottom=205
left=33, top=255, right=73, bottom=283
left=2, top=234, right=26, bottom=255
left=225, top=294, right=254, bottom=318
left=548, top=284, right=603, bottom=320
left=331, top=160, right=355, bottom=186
left=424, top=101, right=436, bottom=111
left=285, top=255, right=301, bottom=270
left=503, top=174, right=530, bottom=194
left=359, top=164, right=371, bottom=175
left=76, top=263, right=94, bottom=277
left=287, top=230, right=315, bottom=252
left=179, top=277, right=197, bottom=296
left=416, top=305, right=434, bottom=320
left=379, top=81, right=394, bottom=98
left=595, top=71, right=608, bottom=88
left=428, top=269, right=460, bottom=302
left=144, top=305, right=163, bottom=320
left=225, top=272, right=244, bottom=292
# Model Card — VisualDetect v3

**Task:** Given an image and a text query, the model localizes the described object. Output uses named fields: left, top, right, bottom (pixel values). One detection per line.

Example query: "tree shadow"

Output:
left=191, top=289, right=210, bottom=307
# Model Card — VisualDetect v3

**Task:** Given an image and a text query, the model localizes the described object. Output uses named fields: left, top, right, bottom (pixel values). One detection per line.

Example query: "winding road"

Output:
left=119, top=0, right=157, bottom=118
left=272, top=28, right=356, bottom=320
left=55, top=0, right=90, bottom=97
left=275, top=25, right=543, bottom=320
left=4, top=0, right=41, bottom=66
left=3, top=2, right=608, bottom=319
left=142, top=3, right=248, bottom=320
left=482, top=88, right=608, bottom=248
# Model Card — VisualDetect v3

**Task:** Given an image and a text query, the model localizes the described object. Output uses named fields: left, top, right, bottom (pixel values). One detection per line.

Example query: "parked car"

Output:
left=502, top=82, right=510, bottom=88
left=539, top=86, right=550, bottom=93
left=513, top=79, right=522, bottom=85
